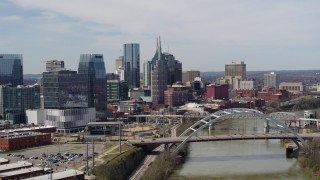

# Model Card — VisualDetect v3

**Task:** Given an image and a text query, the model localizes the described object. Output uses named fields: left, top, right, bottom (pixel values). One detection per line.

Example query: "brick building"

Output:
left=206, top=84, right=229, bottom=100
left=235, top=89, right=258, bottom=98
left=164, top=86, right=189, bottom=107
left=257, top=88, right=289, bottom=102
left=0, top=132, right=51, bottom=151
left=0, top=126, right=56, bottom=134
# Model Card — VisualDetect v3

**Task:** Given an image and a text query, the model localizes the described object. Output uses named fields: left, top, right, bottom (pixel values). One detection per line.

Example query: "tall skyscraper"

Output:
left=264, top=72, right=280, bottom=88
left=149, top=37, right=182, bottom=105
left=78, top=54, right=107, bottom=110
left=124, top=43, right=140, bottom=89
left=164, top=52, right=182, bottom=85
left=0, top=54, right=23, bottom=87
left=152, top=58, right=168, bottom=105
left=225, top=61, right=246, bottom=80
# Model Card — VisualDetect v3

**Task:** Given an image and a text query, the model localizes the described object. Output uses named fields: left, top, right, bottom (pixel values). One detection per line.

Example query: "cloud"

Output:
left=0, top=15, right=21, bottom=21
left=5, top=0, right=320, bottom=73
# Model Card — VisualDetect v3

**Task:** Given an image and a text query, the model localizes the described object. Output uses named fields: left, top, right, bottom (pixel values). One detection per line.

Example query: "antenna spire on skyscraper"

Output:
left=157, top=35, right=162, bottom=60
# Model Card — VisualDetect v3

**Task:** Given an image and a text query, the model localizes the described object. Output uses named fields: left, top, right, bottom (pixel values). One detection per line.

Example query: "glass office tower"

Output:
left=0, top=54, right=23, bottom=87
left=43, top=70, right=89, bottom=109
left=78, top=54, right=107, bottom=110
left=124, top=43, right=140, bottom=89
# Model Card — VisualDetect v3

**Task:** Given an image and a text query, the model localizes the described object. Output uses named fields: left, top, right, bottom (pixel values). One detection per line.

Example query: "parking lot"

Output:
left=0, top=143, right=107, bottom=172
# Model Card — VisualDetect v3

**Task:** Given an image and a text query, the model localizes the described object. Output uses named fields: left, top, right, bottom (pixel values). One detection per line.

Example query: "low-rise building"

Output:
left=164, top=86, right=189, bottom=107
left=0, top=126, right=56, bottom=134
left=257, top=88, right=289, bottom=102
left=235, top=89, right=258, bottom=98
left=0, top=132, right=51, bottom=151
left=0, top=167, right=44, bottom=180
left=206, top=84, right=229, bottom=100
left=86, top=122, right=122, bottom=135
left=0, top=158, right=8, bottom=165
left=26, top=109, right=44, bottom=125
left=24, top=169, right=84, bottom=180
left=44, top=108, right=96, bottom=133
left=279, top=82, right=304, bottom=94
left=0, top=161, right=33, bottom=173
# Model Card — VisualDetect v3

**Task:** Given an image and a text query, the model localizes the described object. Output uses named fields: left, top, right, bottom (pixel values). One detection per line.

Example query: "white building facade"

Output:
left=44, top=108, right=96, bottom=133
left=26, top=109, right=44, bottom=125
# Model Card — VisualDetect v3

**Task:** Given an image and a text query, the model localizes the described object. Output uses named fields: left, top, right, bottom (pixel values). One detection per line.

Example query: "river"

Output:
left=171, top=118, right=312, bottom=179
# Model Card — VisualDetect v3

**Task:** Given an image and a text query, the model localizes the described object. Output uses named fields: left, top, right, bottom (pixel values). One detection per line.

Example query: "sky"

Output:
left=1, top=0, right=320, bottom=74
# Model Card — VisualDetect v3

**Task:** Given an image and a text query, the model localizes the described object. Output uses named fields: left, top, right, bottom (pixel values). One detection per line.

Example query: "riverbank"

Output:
left=299, top=139, right=320, bottom=178
left=93, top=146, right=146, bottom=180
left=140, top=144, right=189, bottom=180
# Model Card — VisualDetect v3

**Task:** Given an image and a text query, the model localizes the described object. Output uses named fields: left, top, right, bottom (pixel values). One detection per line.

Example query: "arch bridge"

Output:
left=171, top=108, right=305, bottom=154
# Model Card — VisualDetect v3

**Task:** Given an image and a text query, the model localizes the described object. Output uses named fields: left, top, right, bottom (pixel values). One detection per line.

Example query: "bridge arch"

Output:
left=172, top=108, right=305, bottom=154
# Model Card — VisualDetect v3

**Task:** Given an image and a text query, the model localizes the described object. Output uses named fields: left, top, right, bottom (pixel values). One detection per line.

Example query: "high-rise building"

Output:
left=119, top=81, right=129, bottom=100
left=46, top=60, right=64, bottom=71
left=0, top=84, right=40, bottom=124
left=0, top=54, right=23, bottom=87
left=239, top=80, right=256, bottom=90
left=164, top=52, right=182, bottom=85
left=78, top=54, right=107, bottom=110
left=143, top=60, right=152, bottom=89
left=264, top=72, right=280, bottom=88
left=106, top=73, right=119, bottom=81
left=152, top=58, right=168, bottom=105
left=148, top=37, right=182, bottom=105
left=43, top=70, right=89, bottom=109
left=124, top=43, right=140, bottom=89
left=115, top=67, right=125, bottom=81
left=107, top=80, right=120, bottom=100
left=182, top=70, right=200, bottom=84
left=225, top=61, right=246, bottom=81
left=115, top=56, right=124, bottom=70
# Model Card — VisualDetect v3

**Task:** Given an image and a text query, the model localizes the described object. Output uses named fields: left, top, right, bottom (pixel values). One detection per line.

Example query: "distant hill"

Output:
left=201, top=70, right=320, bottom=84
left=24, top=74, right=42, bottom=79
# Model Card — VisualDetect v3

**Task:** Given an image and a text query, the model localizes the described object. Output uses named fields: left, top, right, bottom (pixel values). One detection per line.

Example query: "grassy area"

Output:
left=141, top=144, right=189, bottom=180
left=93, top=146, right=146, bottom=180
left=299, top=139, right=320, bottom=177
left=103, top=144, right=133, bottom=162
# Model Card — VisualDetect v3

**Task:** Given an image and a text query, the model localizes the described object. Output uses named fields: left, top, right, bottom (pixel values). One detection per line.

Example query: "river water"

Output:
left=171, top=119, right=312, bottom=179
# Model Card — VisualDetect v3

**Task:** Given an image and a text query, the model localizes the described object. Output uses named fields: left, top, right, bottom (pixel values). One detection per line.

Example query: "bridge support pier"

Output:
left=164, top=144, right=169, bottom=151
left=264, top=121, right=270, bottom=133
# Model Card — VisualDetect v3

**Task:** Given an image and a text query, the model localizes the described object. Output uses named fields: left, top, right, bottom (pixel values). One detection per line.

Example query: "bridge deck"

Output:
left=128, top=133, right=320, bottom=146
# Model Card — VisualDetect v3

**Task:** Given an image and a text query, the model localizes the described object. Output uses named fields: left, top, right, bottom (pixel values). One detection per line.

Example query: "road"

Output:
left=128, top=133, right=320, bottom=146
left=129, top=124, right=180, bottom=180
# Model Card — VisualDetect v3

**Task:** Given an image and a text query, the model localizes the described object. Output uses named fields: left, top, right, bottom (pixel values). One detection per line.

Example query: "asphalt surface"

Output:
left=0, top=143, right=106, bottom=172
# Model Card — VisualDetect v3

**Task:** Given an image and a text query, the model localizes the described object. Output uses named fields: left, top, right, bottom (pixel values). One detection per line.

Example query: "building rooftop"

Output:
left=0, top=161, right=32, bottom=172
left=0, top=158, right=8, bottom=164
left=0, top=167, right=43, bottom=177
left=24, top=169, right=84, bottom=180
left=0, top=131, right=49, bottom=139
left=87, top=122, right=123, bottom=125
left=0, top=126, right=55, bottom=134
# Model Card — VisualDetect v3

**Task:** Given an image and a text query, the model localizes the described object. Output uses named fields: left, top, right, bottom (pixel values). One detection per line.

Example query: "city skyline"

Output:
left=1, top=0, right=320, bottom=74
